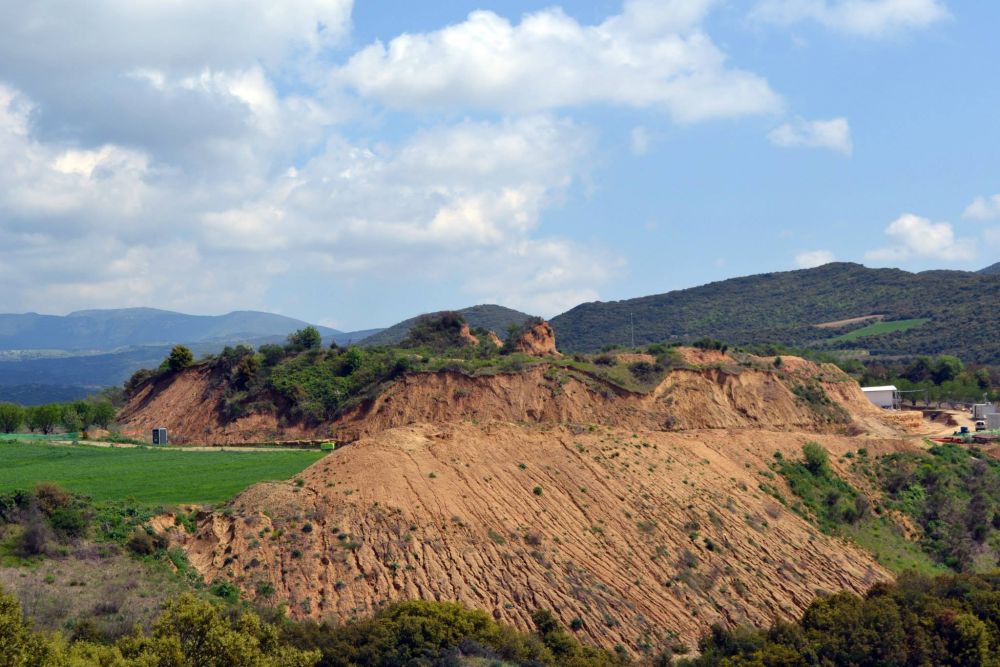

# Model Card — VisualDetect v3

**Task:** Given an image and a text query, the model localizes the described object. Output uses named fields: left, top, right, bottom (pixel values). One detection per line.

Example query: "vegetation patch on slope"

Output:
left=775, top=441, right=1000, bottom=576
left=827, top=317, right=930, bottom=342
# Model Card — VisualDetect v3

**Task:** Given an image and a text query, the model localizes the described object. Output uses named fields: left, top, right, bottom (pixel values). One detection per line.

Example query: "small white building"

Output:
left=862, top=385, right=898, bottom=409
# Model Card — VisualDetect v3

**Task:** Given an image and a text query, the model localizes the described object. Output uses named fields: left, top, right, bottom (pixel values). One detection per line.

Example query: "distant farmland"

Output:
left=828, top=318, right=930, bottom=343
left=0, top=440, right=325, bottom=504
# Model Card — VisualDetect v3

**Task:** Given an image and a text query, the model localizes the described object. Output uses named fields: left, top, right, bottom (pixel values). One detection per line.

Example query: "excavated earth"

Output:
left=134, top=353, right=917, bottom=653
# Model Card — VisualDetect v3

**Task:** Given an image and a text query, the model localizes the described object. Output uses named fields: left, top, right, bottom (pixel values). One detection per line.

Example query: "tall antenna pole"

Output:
left=630, top=312, right=635, bottom=349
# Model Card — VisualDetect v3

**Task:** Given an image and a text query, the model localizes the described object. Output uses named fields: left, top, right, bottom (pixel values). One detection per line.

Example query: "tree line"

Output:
left=0, top=399, right=116, bottom=435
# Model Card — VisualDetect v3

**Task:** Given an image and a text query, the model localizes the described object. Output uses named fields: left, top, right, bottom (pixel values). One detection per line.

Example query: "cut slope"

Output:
left=180, top=422, right=906, bottom=652
left=117, top=354, right=898, bottom=444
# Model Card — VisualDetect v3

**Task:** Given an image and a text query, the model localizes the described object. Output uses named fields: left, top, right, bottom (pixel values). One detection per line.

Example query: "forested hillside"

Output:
left=551, top=263, right=1000, bottom=363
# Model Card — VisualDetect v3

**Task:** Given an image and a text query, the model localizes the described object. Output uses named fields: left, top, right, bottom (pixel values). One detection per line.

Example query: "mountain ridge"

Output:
left=550, top=262, right=1000, bottom=362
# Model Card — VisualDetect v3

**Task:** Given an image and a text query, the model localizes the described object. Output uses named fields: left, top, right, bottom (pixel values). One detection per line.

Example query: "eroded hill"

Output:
left=121, top=328, right=923, bottom=654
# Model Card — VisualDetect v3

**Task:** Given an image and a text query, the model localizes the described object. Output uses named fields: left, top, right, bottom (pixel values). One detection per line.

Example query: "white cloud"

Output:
left=794, top=249, right=836, bottom=268
left=768, top=117, right=852, bottom=154
left=0, top=76, right=616, bottom=316
left=630, top=127, right=652, bottom=156
left=751, top=0, right=950, bottom=37
left=865, top=213, right=977, bottom=263
left=963, top=194, right=1000, bottom=221
left=334, top=1, right=782, bottom=122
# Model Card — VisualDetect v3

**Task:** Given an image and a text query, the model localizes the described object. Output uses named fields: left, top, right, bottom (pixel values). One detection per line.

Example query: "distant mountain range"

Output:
left=551, top=262, right=1000, bottom=363
left=2, top=261, right=998, bottom=403
left=0, top=308, right=346, bottom=350
left=0, top=308, right=382, bottom=403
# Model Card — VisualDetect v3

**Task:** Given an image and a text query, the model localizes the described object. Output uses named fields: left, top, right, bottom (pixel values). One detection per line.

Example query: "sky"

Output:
left=1, top=0, right=998, bottom=331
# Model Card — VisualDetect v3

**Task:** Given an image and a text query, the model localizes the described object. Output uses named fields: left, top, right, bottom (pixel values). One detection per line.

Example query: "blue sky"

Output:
left=1, top=0, right=997, bottom=331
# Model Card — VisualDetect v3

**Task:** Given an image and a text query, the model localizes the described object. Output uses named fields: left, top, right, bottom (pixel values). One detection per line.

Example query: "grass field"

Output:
left=0, top=439, right=326, bottom=505
left=829, top=318, right=930, bottom=343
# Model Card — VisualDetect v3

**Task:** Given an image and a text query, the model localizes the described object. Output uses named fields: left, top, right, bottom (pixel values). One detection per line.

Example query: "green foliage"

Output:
left=279, top=599, right=625, bottom=667
left=90, top=401, right=116, bottom=429
left=26, top=404, right=62, bottom=434
left=0, top=440, right=324, bottom=505
left=680, top=571, right=1000, bottom=667
left=778, top=443, right=867, bottom=533
left=288, top=326, right=323, bottom=352
left=875, top=444, right=1000, bottom=572
left=0, top=403, right=25, bottom=433
left=165, top=344, right=194, bottom=372
left=400, top=312, right=480, bottom=352
left=791, top=383, right=851, bottom=424
left=550, top=262, right=1000, bottom=363
left=0, top=586, right=321, bottom=666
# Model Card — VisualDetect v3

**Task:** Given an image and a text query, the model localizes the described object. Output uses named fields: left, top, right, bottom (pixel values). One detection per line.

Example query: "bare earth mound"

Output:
left=133, top=352, right=912, bottom=653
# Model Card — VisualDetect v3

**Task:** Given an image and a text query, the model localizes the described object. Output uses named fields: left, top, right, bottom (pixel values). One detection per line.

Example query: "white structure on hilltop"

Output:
left=862, top=385, right=899, bottom=410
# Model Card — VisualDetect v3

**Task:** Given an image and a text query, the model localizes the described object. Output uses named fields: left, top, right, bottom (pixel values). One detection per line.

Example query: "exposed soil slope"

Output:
left=133, top=353, right=917, bottom=653
left=178, top=423, right=906, bottom=653
left=118, top=353, right=894, bottom=444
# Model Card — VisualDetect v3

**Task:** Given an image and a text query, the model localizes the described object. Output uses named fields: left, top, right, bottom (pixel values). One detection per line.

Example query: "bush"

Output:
left=628, top=361, right=662, bottom=384
left=126, top=528, right=157, bottom=556
left=165, top=345, right=194, bottom=373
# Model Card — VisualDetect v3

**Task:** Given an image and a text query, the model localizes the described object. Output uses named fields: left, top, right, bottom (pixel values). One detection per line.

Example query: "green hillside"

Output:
left=550, top=263, right=1000, bottom=363
left=359, top=304, right=534, bottom=347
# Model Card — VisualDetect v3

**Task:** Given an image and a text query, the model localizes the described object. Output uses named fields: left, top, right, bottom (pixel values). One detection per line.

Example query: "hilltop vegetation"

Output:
left=127, top=316, right=674, bottom=428
left=551, top=263, right=1000, bottom=363
left=358, top=304, right=533, bottom=347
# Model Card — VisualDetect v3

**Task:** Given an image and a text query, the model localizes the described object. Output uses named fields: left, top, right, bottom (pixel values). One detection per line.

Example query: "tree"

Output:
left=803, top=441, right=830, bottom=477
left=166, top=344, right=194, bottom=372
left=933, top=355, right=964, bottom=385
left=61, top=406, right=83, bottom=434
left=70, top=400, right=93, bottom=429
left=91, top=401, right=116, bottom=429
left=287, top=326, right=322, bottom=351
left=0, top=403, right=24, bottom=434
left=27, top=404, right=62, bottom=435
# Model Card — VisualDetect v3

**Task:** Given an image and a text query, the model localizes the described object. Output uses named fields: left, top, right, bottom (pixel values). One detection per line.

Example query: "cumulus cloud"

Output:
left=768, top=117, right=852, bottom=154
left=794, top=250, right=836, bottom=268
left=334, top=1, right=782, bottom=122
left=0, top=75, right=613, bottom=316
left=751, top=0, right=950, bottom=37
left=963, top=194, right=1000, bottom=221
left=864, top=213, right=976, bottom=263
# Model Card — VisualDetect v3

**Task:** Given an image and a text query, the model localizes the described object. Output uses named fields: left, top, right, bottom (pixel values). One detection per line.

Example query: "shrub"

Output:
left=127, top=528, right=157, bottom=556
left=533, top=486, right=544, bottom=496
left=628, top=361, right=662, bottom=384
left=165, top=345, right=194, bottom=372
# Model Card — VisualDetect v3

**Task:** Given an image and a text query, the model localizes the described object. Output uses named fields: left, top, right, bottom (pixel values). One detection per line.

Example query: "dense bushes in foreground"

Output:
left=680, top=571, right=1000, bottom=667
left=0, top=587, right=624, bottom=667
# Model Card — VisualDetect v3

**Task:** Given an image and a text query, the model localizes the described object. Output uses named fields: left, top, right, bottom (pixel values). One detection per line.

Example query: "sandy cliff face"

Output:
left=118, top=354, right=894, bottom=444
left=135, top=353, right=915, bottom=652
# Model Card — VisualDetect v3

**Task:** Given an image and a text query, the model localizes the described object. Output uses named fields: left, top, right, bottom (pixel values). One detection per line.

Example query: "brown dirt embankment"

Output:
left=182, top=422, right=908, bottom=652
left=118, top=353, right=899, bottom=445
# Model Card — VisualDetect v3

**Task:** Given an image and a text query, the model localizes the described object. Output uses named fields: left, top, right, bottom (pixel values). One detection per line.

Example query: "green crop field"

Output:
left=828, top=318, right=930, bottom=343
left=0, top=439, right=326, bottom=505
